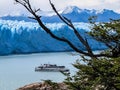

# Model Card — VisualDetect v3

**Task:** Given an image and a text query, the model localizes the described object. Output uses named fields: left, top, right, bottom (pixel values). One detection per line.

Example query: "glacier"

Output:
left=0, top=20, right=107, bottom=55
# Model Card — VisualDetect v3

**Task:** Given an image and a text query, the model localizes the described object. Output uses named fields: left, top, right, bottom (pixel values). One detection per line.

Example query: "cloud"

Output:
left=0, top=0, right=120, bottom=16
left=48, top=0, right=120, bottom=13
left=0, top=0, right=26, bottom=16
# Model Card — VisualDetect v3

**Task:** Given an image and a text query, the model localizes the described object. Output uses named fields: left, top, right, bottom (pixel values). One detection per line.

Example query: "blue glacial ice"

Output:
left=0, top=20, right=107, bottom=55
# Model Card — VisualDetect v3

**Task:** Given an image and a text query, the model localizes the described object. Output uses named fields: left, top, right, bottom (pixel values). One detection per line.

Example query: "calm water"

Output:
left=0, top=52, right=79, bottom=90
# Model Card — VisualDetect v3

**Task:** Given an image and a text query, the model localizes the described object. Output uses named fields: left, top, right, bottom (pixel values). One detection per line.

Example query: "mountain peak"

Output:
left=62, top=6, right=81, bottom=14
left=1, top=6, right=120, bottom=23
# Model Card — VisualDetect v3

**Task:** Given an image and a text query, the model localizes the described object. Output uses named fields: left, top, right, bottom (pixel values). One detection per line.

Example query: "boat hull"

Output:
left=35, top=68, right=69, bottom=72
left=35, top=64, right=69, bottom=72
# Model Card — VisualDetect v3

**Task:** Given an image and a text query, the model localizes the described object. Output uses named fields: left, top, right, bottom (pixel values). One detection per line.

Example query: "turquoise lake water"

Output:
left=0, top=52, right=79, bottom=90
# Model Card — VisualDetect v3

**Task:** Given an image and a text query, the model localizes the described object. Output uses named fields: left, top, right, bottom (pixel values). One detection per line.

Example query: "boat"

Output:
left=35, top=64, right=69, bottom=72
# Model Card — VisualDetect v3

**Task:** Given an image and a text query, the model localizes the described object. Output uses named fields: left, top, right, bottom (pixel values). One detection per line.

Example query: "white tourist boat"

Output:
left=35, top=64, right=69, bottom=72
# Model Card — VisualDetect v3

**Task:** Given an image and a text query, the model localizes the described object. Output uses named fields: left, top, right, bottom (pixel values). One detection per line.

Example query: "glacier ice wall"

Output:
left=0, top=20, right=106, bottom=55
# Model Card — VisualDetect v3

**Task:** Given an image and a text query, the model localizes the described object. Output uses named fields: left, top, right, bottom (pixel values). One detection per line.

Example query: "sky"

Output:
left=0, top=0, right=120, bottom=16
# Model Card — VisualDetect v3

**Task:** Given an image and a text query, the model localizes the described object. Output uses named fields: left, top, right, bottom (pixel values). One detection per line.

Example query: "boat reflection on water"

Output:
left=35, top=64, right=69, bottom=72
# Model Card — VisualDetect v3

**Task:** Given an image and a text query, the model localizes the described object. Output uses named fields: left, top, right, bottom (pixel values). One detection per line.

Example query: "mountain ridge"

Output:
left=1, top=6, right=120, bottom=23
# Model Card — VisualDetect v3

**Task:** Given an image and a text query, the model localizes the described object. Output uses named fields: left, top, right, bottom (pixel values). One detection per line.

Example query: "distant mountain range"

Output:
left=1, top=6, right=120, bottom=23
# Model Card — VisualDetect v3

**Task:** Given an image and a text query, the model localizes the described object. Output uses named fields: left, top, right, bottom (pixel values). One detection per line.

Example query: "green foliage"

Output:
left=64, top=57, right=120, bottom=90
left=64, top=18, right=120, bottom=90
left=89, top=19, right=120, bottom=53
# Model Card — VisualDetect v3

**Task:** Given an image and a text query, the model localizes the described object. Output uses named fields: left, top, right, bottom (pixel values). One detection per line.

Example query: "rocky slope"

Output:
left=17, top=81, right=68, bottom=90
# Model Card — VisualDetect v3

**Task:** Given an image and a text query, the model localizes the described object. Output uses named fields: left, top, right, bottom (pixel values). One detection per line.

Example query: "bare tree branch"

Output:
left=15, top=0, right=91, bottom=56
left=15, top=0, right=117, bottom=58
left=49, top=0, right=93, bottom=56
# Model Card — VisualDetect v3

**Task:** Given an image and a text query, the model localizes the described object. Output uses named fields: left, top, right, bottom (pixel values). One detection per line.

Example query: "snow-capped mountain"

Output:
left=1, top=6, right=120, bottom=23
left=61, top=6, right=120, bottom=22
left=62, top=6, right=82, bottom=14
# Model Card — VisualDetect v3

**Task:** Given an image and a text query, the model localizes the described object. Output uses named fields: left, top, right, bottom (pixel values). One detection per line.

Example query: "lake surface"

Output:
left=0, top=52, right=79, bottom=90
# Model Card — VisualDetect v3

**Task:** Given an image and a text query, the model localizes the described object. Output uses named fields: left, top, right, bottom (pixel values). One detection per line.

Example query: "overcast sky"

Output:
left=0, top=0, right=120, bottom=16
